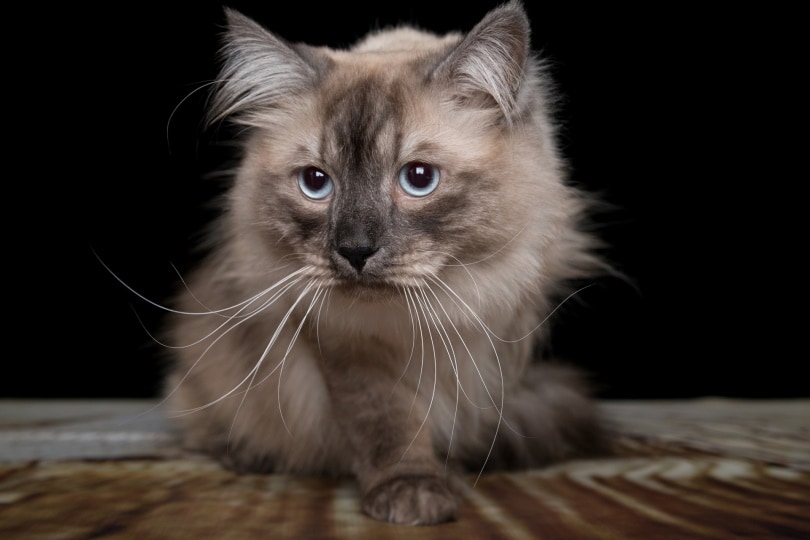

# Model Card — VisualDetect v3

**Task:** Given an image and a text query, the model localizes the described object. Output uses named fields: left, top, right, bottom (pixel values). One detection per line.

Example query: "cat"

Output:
left=161, top=0, right=612, bottom=526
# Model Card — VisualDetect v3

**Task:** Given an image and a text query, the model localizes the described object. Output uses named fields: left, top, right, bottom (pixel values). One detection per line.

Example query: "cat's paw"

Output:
left=361, top=475, right=458, bottom=526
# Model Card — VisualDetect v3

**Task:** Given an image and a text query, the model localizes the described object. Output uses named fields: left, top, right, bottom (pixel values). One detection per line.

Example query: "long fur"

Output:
left=162, top=1, right=611, bottom=526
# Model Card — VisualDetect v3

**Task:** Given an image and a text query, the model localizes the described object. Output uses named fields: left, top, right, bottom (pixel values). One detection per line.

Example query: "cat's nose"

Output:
left=338, top=245, right=377, bottom=273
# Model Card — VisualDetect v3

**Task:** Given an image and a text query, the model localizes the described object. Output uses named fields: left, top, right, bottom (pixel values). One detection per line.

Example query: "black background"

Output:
left=6, top=2, right=804, bottom=400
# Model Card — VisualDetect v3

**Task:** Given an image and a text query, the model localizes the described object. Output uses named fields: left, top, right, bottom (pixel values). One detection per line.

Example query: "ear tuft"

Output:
left=431, top=0, right=530, bottom=122
left=207, top=8, right=329, bottom=126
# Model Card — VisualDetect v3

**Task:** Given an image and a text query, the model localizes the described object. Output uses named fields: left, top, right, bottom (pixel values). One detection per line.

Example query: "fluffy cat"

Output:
left=162, top=0, right=611, bottom=526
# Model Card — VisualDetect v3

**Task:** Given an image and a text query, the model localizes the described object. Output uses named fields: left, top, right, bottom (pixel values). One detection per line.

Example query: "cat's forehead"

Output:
left=315, top=26, right=459, bottom=82
left=304, top=67, right=474, bottom=175
left=341, top=27, right=460, bottom=58
left=313, top=31, right=459, bottom=149
left=316, top=74, right=406, bottom=174
left=270, top=28, right=487, bottom=173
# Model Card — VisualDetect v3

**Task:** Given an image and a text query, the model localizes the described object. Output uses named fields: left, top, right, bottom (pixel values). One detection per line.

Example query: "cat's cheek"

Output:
left=256, top=190, right=328, bottom=246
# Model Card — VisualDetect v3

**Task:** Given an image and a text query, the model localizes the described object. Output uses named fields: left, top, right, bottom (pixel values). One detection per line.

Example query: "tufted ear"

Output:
left=206, top=8, right=332, bottom=126
left=430, top=0, right=530, bottom=123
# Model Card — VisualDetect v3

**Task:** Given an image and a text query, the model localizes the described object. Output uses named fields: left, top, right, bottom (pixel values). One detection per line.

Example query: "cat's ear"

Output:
left=430, top=0, right=530, bottom=123
left=206, top=8, right=332, bottom=126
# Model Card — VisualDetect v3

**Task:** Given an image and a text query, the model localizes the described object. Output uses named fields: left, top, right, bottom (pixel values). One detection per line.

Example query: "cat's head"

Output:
left=206, top=1, right=598, bottom=302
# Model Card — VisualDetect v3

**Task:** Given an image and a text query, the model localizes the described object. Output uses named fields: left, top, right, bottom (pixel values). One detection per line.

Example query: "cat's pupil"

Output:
left=406, top=163, right=433, bottom=189
left=303, top=167, right=328, bottom=191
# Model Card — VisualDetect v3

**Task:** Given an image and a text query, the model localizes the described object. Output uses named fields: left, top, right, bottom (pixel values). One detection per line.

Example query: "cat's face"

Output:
left=214, top=8, right=580, bottom=304
left=236, top=70, right=515, bottom=292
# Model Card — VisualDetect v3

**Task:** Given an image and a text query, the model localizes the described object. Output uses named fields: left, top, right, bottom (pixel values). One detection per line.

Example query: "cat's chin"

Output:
left=333, top=279, right=402, bottom=301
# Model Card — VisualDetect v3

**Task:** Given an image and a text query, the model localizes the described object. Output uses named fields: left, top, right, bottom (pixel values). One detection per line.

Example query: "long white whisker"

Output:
left=400, top=287, right=426, bottom=418
left=423, top=250, right=483, bottom=308
left=167, top=275, right=314, bottom=417
left=170, top=260, right=300, bottom=317
left=169, top=262, right=225, bottom=316
left=393, top=286, right=419, bottom=394
left=418, top=287, right=457, bottom=391
left=425, top=274, right=504, bottom=485
left=95, top=248, right=312, bottom=316
left=400, top=286, right=440, bottom=462
left=314, top=286, right=333, bottom=360
left=426, top=276, right=542, bottom=447
left=420, top=280, right=490, bottom=409
left=137, top=273, right=309, bottom=421
left=427, top=225, right=527, bottom=267
left=165, top=80, right=219, bottom=153
left=424, top=275, right=502, bottom=412
left=426, top=265, right=595, bottom=346
left=496, top=283, right=597, bottom=343
left=401, top=286, right=419, bottom=373
left=165, top=276, right=305, bottom=352
left=178, top=276, right=320, bottom=443
left=246, top=281, right=324, bottom=437
left=415, top=281, right=463, bottom=470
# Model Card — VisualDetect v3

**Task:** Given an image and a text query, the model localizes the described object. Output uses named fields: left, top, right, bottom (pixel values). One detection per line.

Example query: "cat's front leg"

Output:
left=319, top=345, right=458, bottom=525
left=361, top=474, right=458, bottom=526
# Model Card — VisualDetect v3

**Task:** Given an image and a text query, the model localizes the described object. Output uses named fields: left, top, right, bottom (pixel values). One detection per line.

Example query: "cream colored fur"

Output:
left=163, top=1, right=610, bottom=526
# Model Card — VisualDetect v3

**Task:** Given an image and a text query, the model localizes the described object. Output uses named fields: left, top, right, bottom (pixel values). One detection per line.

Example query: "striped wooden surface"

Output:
left=1, top=399, right=808, bottom=539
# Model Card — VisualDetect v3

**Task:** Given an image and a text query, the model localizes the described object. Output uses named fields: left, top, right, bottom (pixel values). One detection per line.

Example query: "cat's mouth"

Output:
left=333, top=268, right=399, bottom=289
left=330, top=277, right=405, bottom=303
left=329, top=262, right=418, bottom=297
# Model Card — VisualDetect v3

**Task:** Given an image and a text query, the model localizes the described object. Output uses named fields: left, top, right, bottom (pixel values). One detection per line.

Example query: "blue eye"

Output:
left=398, top=162, right=440, bottom=197
left=298, top=166, right=333, bottom=200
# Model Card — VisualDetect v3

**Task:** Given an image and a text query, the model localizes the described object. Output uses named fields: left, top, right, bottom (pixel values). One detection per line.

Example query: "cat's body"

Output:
left=164, top=1, right=611, bottom=525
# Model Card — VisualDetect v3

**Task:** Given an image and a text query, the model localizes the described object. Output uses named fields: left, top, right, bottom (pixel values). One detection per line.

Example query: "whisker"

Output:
left=400, top=287, right=426, bottom=419
left=426, top=276, right=545, bottom=447
left=95, top=248, right=312, bottom=317
left=414, top=281, right=463, bottom=471
left=496, top=283, right=597, bottom=344
left=243, top=280, right=324, bottom=438
left=163, top=272, right=312, bottom=412
left=165, top=79, right=219, bottom=154
left=400, top=286, right=439, bottom=461
left=424, top=274, right=505, bottom=485
left=172, top=275, right=319, bottom=424
left=423, top=250, right=483, bottom=309
left=313, top=286, right=333, bottom=360
left=424, top=275, right=503, bottom=412
left=401, top=286, right=419, bottom=373
left=392, top=286, right=420, bottom=395
left=427, top=225, right=527, bottom=267
left=133, top=270, right=311, bottom=421
left=420, top=279, right=491, bottom=410
left=169, top=260, right=300, bottom=317
left=167, top=277, right=305, bottom=352
left=425, top=267, right=594, bottom=345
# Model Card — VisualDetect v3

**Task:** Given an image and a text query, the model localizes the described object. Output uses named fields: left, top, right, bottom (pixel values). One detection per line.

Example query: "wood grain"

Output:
left=1, top=399, right=808, bottom=539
